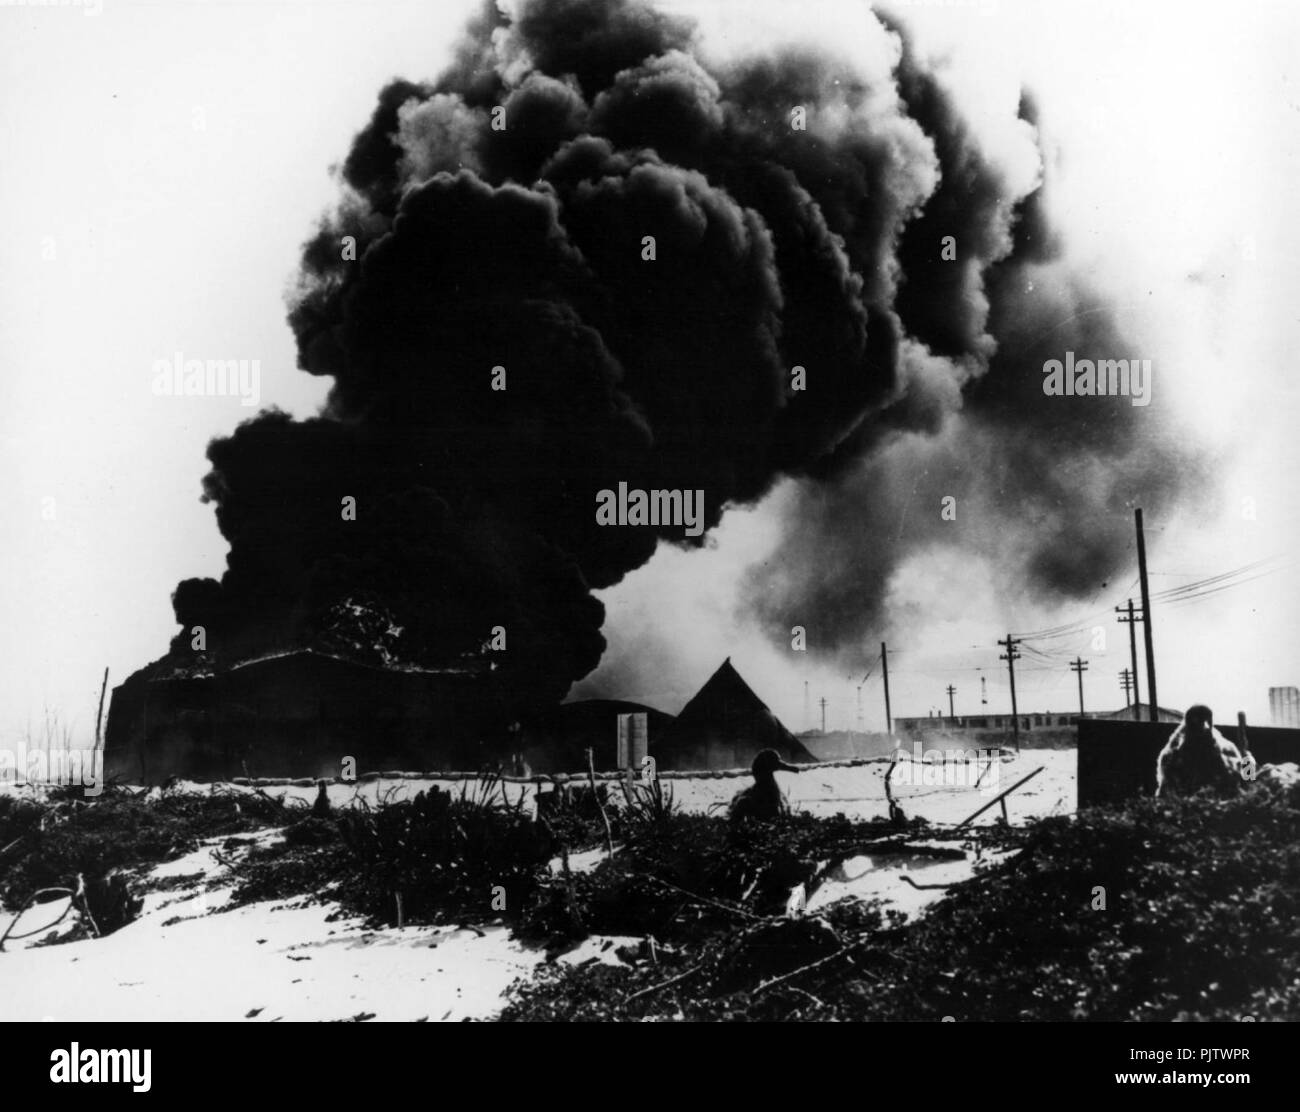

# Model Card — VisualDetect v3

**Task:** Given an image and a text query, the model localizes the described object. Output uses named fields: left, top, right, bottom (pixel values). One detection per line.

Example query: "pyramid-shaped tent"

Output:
left=654, top=658, right=814, bottom=771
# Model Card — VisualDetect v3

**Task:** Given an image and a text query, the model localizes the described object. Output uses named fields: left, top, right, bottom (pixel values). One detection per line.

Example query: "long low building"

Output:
left=895, top=702, right=1183, bottom=735
left=105, top=648, right=499, bottom=784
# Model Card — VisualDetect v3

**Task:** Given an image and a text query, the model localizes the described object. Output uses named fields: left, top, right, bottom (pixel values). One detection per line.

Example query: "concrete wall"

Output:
left=1077, top=718, right=1300, bottom=807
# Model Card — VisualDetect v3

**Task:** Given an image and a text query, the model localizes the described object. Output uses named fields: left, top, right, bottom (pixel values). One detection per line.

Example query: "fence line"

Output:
left=208, top=748, right=1018, bottom=790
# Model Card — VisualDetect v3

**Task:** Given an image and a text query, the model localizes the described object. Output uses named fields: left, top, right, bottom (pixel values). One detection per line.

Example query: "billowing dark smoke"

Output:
left=741, top=28, right=1210, bottom=658
left=166, top=0, right=1206, bottom=705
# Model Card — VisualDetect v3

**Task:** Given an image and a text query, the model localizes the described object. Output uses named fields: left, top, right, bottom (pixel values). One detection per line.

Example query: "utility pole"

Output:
left=819, top=696, right=828, bottom=734
left=946, top=684, right=956, bottom=721
left=1069, top=657, right=1089, bottom=715
left=980, top=673, right=988, bottom=705
left=1119, top=668, right=1133, bottom=704
left=1135, top=508, right=1158, bottom=722
left=94, top=666, right=110, bottom=751
left=1115, top=599, right=1143, bottom=719
left=881, top=641, right=893, bottom=737
left=997, top=634, right=1021, bottom=753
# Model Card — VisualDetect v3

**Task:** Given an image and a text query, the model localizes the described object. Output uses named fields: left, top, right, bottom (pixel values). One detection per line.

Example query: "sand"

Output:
left=0, top=748, right=1076, bottom=1021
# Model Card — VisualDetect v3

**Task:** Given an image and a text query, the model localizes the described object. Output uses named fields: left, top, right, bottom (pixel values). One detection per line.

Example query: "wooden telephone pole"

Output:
left=1135, top=508, right=1159, bottom=722
left=1115, top=599, right=1143, bottom=719
left=819, top=696, right=828, bottom=734
left=1069, top=657, right=1089, bottom=715
left=998, top=634, right=1022, bottom=753
left=946, top=684, right=956, bottom=720
left=94, top=667, right=110, bottom=750
left=881, top=641, right=893, bottom=736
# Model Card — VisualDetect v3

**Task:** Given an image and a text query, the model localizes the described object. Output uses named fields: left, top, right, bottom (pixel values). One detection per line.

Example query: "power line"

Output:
left=1013, top=556, right=1286, bottom=652
left=1157, top=565, right=1289, bottom=606
left=1012, top=576, right=1140, bottom=641
left=1149, top=554, right=1285, bottom=601
left=888, top=549, right=1287, bottom=701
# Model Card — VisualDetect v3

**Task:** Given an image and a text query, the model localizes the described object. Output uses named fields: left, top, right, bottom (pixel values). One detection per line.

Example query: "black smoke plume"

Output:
left=163, top=0, right=1206, bottom=708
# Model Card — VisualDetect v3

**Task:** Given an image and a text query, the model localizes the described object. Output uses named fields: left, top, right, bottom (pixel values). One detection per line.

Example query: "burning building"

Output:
left=105, top=650, right=498, bottom=785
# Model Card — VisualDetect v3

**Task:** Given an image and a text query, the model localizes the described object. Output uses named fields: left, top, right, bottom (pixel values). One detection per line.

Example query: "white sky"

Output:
left=2, top=0, right=1297, bottom=745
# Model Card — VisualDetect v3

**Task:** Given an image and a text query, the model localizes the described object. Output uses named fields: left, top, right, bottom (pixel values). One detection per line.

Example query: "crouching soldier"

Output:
left=1155, top=705, right=1247, bottom=798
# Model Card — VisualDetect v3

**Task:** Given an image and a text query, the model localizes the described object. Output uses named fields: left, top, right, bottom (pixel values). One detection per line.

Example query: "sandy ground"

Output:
left=648, top=748, right=1075, bottom=825
left=0, top=829, right=546, bottom=1022
left=0, top=749, right=1075, bottom=1021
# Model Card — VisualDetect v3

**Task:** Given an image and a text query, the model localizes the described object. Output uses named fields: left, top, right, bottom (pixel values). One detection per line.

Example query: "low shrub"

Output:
left=1, top=790, right=283, bottom=908
left=334, top=775, right=553, bottom=924
left=505, top=790, right=1300, bottom=1021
